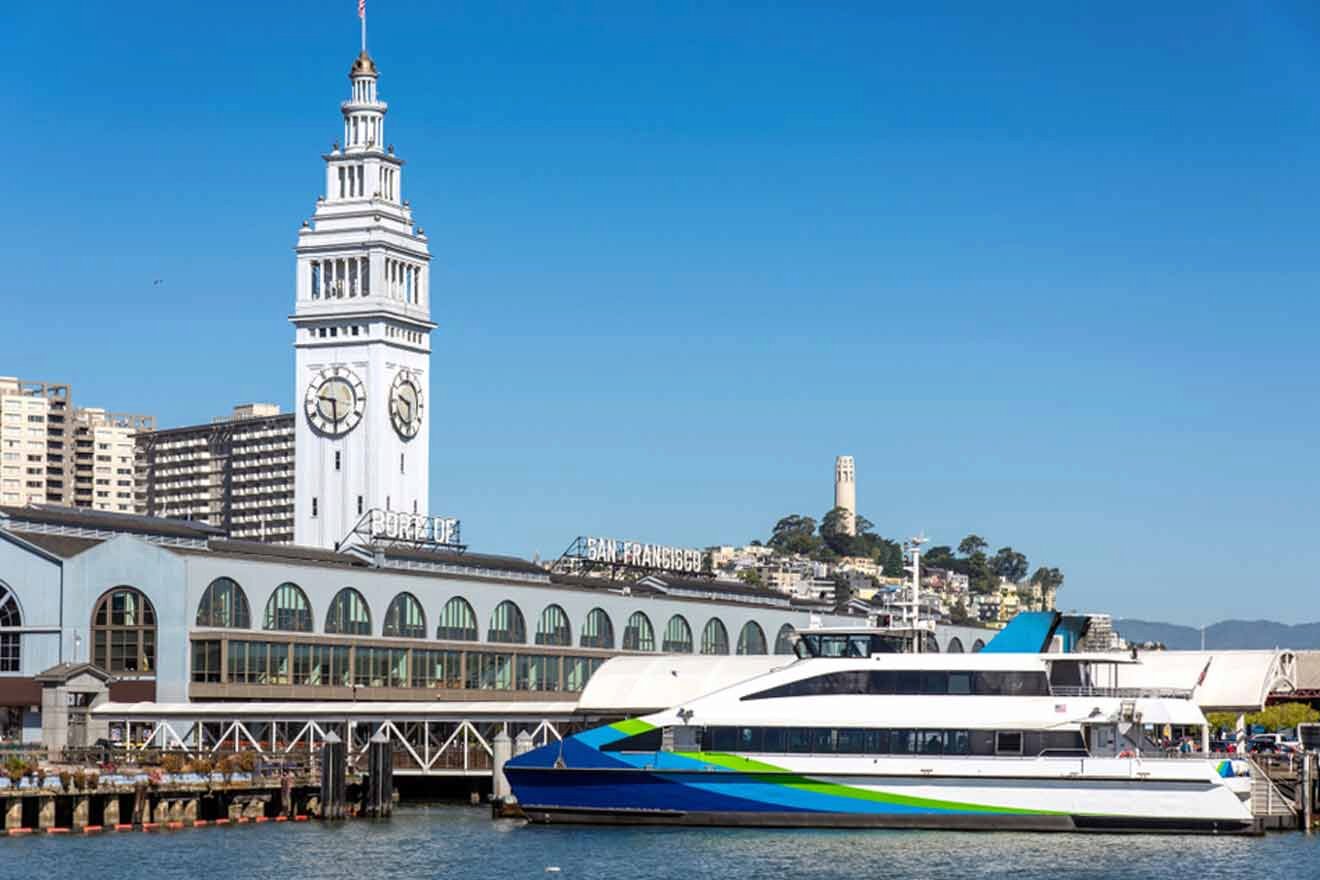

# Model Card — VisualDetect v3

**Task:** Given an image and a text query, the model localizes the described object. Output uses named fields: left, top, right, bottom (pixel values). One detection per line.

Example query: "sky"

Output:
left=3, top=2, right=1319, bottom=624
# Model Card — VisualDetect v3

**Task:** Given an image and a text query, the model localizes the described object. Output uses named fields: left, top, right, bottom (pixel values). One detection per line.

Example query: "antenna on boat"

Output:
left=904, top=533, right=928, bottom=652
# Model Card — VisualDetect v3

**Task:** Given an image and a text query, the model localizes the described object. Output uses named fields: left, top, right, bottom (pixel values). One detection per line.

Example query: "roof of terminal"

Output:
left=0, top=504, right=225, bottom=540
left=0, top=505, right=801, bottom=610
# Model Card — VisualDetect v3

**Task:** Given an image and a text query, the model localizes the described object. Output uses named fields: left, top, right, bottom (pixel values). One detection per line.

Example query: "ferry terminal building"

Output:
left=0, top=504, right=993, bottom=743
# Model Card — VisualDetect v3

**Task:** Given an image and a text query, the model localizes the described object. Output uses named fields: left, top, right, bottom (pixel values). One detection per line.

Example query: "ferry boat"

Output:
left=504, top=625, right=1256, bottom=833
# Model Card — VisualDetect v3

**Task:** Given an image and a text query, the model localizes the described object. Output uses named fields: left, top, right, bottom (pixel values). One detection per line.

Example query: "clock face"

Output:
left=390, top=371, right=424, bottom=439
left=304, top=367, right=366, bottom=436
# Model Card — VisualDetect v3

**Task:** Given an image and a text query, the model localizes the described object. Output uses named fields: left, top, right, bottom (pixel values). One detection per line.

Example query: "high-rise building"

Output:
left=135, top=404, right=295, bottom=542
left=72, top=408, right=153, bottom=513
left=834, top=455, right=856, bottom=536
left=292, top=50, right=433, bottom=549
left=1, top=377, right=152, bottom=512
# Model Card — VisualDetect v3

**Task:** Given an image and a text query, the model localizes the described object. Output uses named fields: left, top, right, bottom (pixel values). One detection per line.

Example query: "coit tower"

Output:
left=291, top=48, right=434, bottom=550
left=834, top=455, right=856, bottom=536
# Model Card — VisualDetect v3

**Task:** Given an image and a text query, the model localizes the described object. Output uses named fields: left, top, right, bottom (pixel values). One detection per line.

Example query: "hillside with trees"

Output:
left=760, top=511, right=1065, bottom=597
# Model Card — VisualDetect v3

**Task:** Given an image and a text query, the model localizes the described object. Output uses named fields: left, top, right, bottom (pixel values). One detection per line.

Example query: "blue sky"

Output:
left=4, top=2, right=1319, bottom=623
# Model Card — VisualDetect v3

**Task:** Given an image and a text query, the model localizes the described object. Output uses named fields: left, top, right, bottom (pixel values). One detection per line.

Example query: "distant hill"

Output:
left=1115, top=619, right=1320, bottom=651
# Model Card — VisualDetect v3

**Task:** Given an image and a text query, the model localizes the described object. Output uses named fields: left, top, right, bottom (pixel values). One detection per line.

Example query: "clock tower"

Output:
left=292, top=49, right=433, bottom=550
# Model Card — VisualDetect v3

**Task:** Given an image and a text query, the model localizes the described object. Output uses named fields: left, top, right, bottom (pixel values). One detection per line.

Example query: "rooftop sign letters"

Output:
left=362, top=508, right=461, bottom=547
left=580, top=536, right=707, bottom=575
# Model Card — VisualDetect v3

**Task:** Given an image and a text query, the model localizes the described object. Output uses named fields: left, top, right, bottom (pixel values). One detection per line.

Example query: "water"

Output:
left=4, top=804, right=1318, bottom=880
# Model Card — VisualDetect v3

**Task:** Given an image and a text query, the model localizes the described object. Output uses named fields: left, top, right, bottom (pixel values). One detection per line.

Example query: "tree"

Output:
left=958, top=534, right=988, bottom=557
left=1207, top=703, right=1319, bottom=733
left=736, top=568, right=763, bottom=587
left=950, top=600, right=972, bottom=625
left=1030, top=566, right=1065, bottom=590
left=875, top=539, right=905, bottom=578
left=923, top=545, right=956, bottom=570
left=767, top=515, right=819, bottom=556
left=990, top=547, right=1029, bottom=584
left=819, top=507, right=857, bottom=556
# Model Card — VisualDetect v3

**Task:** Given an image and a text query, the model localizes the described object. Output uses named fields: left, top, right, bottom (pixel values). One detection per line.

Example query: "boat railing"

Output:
left=1049, top=686, right=1194, bottom=699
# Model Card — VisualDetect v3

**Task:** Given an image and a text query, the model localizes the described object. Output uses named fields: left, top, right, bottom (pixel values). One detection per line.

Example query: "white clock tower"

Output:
left=292, top=49, right=433, bottom=550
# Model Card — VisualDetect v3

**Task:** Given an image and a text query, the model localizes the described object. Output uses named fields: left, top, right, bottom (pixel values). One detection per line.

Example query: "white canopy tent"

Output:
left=1098, top=650, right=1297, bottom=714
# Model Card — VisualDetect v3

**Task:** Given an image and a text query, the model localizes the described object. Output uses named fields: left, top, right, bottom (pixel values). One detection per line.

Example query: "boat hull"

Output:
left=519, top=802, right=1253, bottom=834
left=505, top=746, right=1258, bottom=834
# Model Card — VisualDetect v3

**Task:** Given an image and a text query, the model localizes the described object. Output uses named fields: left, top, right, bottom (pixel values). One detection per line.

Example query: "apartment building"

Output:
left=1, top=377, right=152, bottom=512
left=136, top=404, right=295, bottom=543
left=73, top=408, right=153, bottom=513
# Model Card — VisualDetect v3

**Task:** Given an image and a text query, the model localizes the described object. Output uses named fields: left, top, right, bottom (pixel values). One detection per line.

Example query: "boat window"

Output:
left=946, top=730, right=971, bottom=755
left=920, top=671, right=948, bottom=695
left=835, top=728, right=867, bottom=754
left=688, top=726, right=1074, bottom=757
left=995, top=731, right=1023, bottom=755
left=892, top=729, right=915, bottom=754
left=971, top=670, right=1049, bottom=697
left=870, top=634, right=909, bottom=654
left=864, top=729, right=890, bottom=755
left=896, top=671, right=921, bottom=695
left=737, top=727, right=762, bottom=752
left=847, top=635, right=871, bottom=657
left=742, top=668, right=1050, bottom=700
left=602, top=728, right=664, bottom=752
left=709, top=726, right=740, bottom=752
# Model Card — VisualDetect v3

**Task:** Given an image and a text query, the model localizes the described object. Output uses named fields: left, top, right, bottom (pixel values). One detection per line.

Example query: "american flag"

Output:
left=1054, top=704, right=1068, bottom=714
left=358, top=0, right=365, bottom=19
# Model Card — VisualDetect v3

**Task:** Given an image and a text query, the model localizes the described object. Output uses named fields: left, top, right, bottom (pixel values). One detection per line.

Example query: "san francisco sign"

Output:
left=580, top=536, right=707, bottom=575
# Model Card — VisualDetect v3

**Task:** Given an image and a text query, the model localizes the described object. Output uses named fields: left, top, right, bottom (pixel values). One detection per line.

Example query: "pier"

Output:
left=0, top=751, right=326, bottom=834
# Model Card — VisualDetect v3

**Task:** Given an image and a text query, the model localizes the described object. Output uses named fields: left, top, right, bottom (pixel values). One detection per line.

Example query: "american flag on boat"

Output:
left=358, top=0, right=365, bottom=19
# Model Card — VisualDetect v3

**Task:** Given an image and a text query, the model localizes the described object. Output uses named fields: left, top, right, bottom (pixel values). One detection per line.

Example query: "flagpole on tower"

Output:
left=359, top=0, right=367, bottom=52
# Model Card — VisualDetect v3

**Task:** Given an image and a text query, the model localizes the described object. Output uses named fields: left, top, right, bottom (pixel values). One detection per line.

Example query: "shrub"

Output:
left=160, top=753, right=186, bottom=774
left=59, top=770, right=72, bottom=791
left=236, top=752, right=257, bottom=773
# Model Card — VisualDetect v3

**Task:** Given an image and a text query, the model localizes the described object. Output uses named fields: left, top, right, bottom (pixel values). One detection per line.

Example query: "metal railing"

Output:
left=1049, top=686, right=1195, bottom=699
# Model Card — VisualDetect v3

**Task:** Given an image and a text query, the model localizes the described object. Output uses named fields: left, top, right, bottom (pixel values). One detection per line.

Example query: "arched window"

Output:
left=383, top=592, right=426, bottom=638
left=700, top=618, right=730, bottom=655
left=774, top=624, right=796, bottom=655
left=195, top=577, right=251, bottom=629
left=580, top=608, right=614, bottom=649
left=925, top=635, right=940, bottom=653
left=535, top=604, right=572, bottom=646
left=263, top=582, right=313, bottom=632
left=662, top=615, right=693, bottom=653
left=736, top=621, right=767, bottom=655
left=947, top=637, right=965, bottom=653
left=0, top=584, right=21, bottom=672
left=972, top=638, right=986, bottom=653
left=622, top=612, right=655, bottom=652
left=436, top=597, right=478, bottom=641
left=91, top=587, right=156, bottom=674
left=325, top=588, right=371, bottom=636
left=487, top=601, right=526, bottom=644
